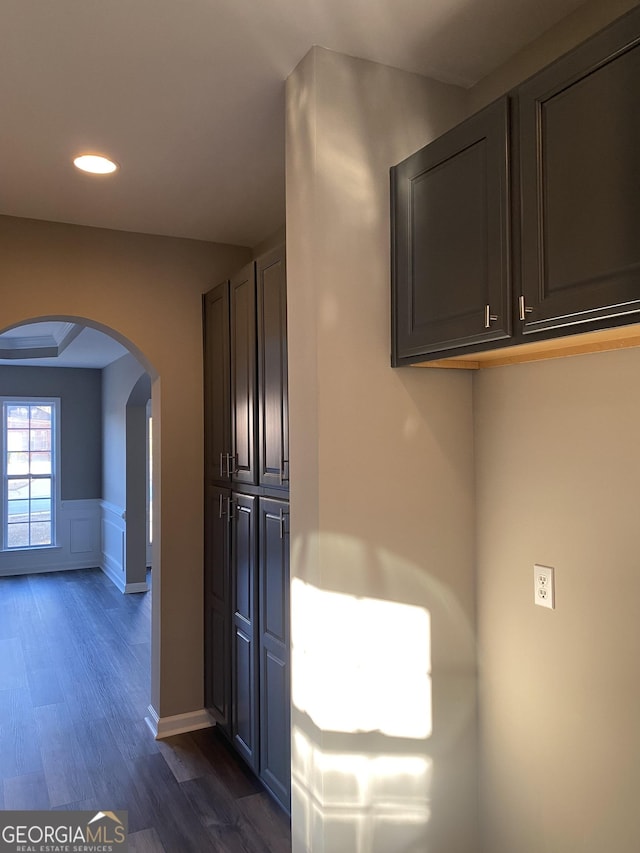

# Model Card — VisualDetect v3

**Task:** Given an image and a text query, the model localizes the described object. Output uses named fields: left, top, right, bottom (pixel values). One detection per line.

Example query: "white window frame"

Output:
left=1, top=397, right=61, bottom=551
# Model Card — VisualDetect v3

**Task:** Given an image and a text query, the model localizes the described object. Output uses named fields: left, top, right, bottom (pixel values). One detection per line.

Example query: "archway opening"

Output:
left=0, top=314, right=159, bottom=727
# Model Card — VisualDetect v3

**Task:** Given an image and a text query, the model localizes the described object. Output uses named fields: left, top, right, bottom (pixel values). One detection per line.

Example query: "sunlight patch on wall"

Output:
left=292, top=578, right=432, bottom=739
left=292, top=725, right=433, bottom=853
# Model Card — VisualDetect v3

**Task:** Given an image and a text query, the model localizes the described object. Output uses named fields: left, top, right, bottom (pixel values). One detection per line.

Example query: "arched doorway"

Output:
left=0, top=215, right=234, bottom=740
left=0, top=316, right=158, bottom=718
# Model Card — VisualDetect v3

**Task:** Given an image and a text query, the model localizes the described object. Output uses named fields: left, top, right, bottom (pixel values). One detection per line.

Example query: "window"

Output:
left=1, top=399, right=59, bottom=550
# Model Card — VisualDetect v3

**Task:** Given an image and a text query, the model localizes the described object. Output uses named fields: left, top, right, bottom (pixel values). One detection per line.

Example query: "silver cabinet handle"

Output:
left=218, top=493, right=231, bottom=519
left=519, top=295, right=534, bottom=321
left=220, top=452, right=234, bottom=478
left=279, top=458, right=289, bottom=485
left=279, top=509, right=289, bottom=539
left=484, top=305, right=498, bottom=328
left=227, top=453, right=238, bottom=476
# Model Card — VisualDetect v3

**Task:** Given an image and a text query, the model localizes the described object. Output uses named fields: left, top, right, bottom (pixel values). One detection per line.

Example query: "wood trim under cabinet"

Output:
left=411, top=324, right=640, bottom=370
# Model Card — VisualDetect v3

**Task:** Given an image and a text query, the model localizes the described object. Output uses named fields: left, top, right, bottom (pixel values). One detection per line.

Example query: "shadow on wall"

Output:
left=290, top=532, right=477, bottom=853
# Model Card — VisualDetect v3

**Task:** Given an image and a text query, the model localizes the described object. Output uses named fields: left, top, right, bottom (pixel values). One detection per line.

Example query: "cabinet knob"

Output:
left=484, top=305, right=498, bottom=328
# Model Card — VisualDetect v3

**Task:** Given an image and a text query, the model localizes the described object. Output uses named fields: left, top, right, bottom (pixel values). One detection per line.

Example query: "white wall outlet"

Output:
left=534, top=564, right=555, bottom=610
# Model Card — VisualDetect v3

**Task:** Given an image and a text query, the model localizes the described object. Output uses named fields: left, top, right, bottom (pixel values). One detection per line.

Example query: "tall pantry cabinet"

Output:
left=203, top=245, right=290, bottom=812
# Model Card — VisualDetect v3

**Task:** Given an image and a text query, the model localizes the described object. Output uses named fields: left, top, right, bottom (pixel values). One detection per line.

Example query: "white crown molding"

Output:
left=57, top=323, right=83, bottom=353
left=0, top=322, right=82, bottom=360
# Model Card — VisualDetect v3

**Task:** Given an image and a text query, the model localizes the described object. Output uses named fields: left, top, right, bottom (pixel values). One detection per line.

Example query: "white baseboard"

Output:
left=101, top=554, right=126, bottom=593
left=125, top=581, right=149, bottom=594
left=0, top=560, right=100, bottom=578
left=145, top=705, right=215, bottom=740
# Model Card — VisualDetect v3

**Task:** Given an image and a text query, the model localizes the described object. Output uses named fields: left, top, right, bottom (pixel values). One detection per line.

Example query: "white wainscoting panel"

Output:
left=100, top=500, right=126, bottom=592
left=0, top=499, right=101, bottom=577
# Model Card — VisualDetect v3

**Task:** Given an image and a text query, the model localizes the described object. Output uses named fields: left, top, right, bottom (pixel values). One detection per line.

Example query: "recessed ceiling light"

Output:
left=73, top=154, right=119, bottom=175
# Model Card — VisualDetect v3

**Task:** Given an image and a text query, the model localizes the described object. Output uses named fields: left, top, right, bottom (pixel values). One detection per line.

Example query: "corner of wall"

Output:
left=468, top=0, right=638, bottom=110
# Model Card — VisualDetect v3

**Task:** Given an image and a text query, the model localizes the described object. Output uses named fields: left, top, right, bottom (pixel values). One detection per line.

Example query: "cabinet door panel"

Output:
left=262, top=651, right=289, bottom=803
left=234, top=629, right=255, bottom=761
left=258, top=497, right=290, bottom=810
left=231, top=493, right=258, bottom=769
left=204, top=282, right=231, bottom=483
left=392, top=97, right=511, bottom=362
left=257, top=247, right=289, bottom=491
left=231, top=264, right=257, bottom=485
left=204, top=485, right=231, bottom=733
left=519, top=9, right=640, bottom=334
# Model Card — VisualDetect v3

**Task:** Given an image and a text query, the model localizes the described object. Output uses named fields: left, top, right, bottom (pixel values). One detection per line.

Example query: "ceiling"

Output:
left=0, top=0, right=590, bottom=249
left=0, top=323, right=129, bottom=369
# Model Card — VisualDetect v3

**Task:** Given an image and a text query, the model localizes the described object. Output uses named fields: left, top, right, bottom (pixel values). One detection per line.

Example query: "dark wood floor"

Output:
left=0, top=568, right=291, bottom=853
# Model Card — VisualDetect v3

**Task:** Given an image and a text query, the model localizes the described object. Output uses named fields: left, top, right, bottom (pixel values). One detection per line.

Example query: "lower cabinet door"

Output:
left=204, top=485, right=231, bottom=734
left=231, top=492, right=259, bottom=770
left=258, top=497, right=291, bottom=810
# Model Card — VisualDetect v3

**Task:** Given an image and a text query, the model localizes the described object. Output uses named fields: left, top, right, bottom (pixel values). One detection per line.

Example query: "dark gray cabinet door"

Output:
left=257, top=246, right=289, bottom=491
left=204, top=485, right=231, bottom=734
left=392, top=97, right=511, bottom=363
left=230, top=264, right=257, bottom=485
left=231, top=492, right=258, bottom=770
left=203, top=251, right=291, bottom=810
left=258, top=497, right=290, bottom=810
left=519, top=7, right=640, bottom=335
left=203, top=282, right=231, bottom=483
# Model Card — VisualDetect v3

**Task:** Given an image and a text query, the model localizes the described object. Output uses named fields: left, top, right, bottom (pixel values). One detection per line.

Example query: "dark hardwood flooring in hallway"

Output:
left=0, top=568, right=291, bottom=853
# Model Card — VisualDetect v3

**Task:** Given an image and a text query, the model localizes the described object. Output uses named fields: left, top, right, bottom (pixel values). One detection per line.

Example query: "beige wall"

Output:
left=286, top=3, right=640, bottom=851
left=286, top=48, right=478, bottom=852
left=252, top=223, right=285, bottom=259
left=0, top=214, right=250, bottom=716
left=475, top=349, right=640, bottom=853
left=471, top=1, right=640, bottom=851
left=102, top=353, right=146, bottom=511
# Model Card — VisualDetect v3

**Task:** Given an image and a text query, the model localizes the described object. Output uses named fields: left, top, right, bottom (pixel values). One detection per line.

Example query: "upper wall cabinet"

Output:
left=204, top=281, right=231, bottom=483
left=204, top=247, right=289, bottom=490
left=203, top=267, right=257, bottom=486
left=518, top=9, right=640, bottom=336
left=257, top=246, right=289, bottom=491
left=392, top=5, right=640, bottom=367
left=231, top=263, right=258, bottom=485
left=391, top=97, right=511, bottom=364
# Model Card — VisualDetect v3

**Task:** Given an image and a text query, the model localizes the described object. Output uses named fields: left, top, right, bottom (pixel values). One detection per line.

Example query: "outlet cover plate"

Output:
left=534, top=564, right=555, bottom=609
